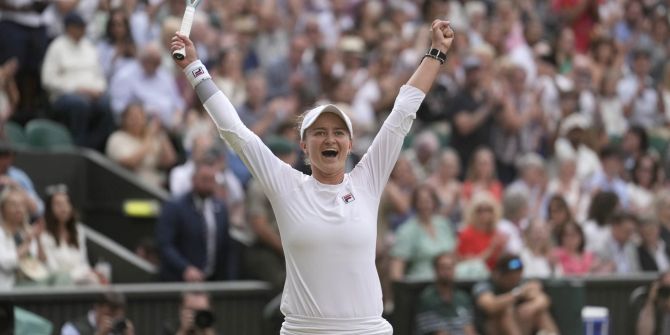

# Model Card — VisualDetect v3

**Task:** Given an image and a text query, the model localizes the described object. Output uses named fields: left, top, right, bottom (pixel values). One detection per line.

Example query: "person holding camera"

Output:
left=163, top=291, right=217, bottom=335
left=60, top=291, right=135, bottom=335
left=636, top=271, right=670, bottom=335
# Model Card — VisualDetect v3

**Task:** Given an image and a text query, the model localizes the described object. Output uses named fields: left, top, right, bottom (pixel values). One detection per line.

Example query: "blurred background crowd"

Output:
left=2, top=0, right=670, bottom=332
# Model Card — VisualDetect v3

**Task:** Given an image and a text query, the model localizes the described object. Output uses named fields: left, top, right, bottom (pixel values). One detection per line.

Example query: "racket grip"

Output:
left=173, top=6, right=195, bottom=60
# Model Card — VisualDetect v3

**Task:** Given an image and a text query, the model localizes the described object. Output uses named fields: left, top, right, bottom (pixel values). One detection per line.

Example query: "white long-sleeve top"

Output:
left=199, top=80, right=424, bottom=333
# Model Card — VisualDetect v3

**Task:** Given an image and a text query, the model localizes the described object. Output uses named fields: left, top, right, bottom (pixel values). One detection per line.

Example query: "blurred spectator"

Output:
left=41, top=12, right=112, bottom=150
left=498, top=189, right=529, bottom=255
left=457, top=192, right=505, bottom=272
left=628, top=154, right=662, bottom=212
left=41, top=184, right=99, bottom=285
left=547, top=151, right=585, bottom=220
left=491, top=64, right=542, bottom=184
left=657, top=191, right=670, bottom=246
left=0, top=58, right=19, bottom=124
left=462, top=147, right=503, bottom=203
left=97, top=9, right=136, bottom=80
left=61, top=291, right=135, bottom=335
left=583, top=191, right=620, bottom=252
left=621, top=125, right=649, bottom=177
left=636, top=271, right=670, bottom=335
left=163, top=291, right=217, bottom=335
left=0, top=189, right=46, bottom=288
left=380, top=156, right=417, bottom=230
left=213, top=48, right=247, bottom=108
left=594, top=212, right=641, bottom=274
left=472, top=255, right=558, bottom=335
left=236, top=71, right=294, bottom=139
left=425, top=149, right=462, bottom=221
left=0, top=141, right=43, bottom=217
left=618, top=47, right=665, bottom=130
left=265, top=35, right=319, bottom=100
left=521, top=221, right=556, bottom=278
left=553, top=221, right=603, bottom=276
left=0, top=0, right=49, bottom=121
left=587, top=145, right=629, bottom=209
left=554, top=113, right=602, bottom=182
left=415, top=252, right=476, bottom=335
left=638, top=216, right=670, bottom=272
left=390, top=185, right=456, bottom=281
left=156, top=159, right=238, bottom=282
left=507, top=153, right=547, bottom=220
left=596, top=70, right=626, bottom=138
left=243, top=138, right=297, bottom=291
left=109, top=42, right=185, bottom=130
left=134, top=237, right=159, bottom=267
left=545, top=194, right=575, bottom=240
left=106, top=103, right=177, bottom=188
left=404, top=130, right=440, bottom=181
left=449, top=58, right=496, bottom=170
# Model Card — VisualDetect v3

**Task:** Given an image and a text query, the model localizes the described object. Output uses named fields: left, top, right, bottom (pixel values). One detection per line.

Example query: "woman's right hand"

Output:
left=170, top=32, right=199, bottom=69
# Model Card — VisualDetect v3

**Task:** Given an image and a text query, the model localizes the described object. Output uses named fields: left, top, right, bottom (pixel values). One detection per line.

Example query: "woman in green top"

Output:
left=390, top=184, right=456, bottom=281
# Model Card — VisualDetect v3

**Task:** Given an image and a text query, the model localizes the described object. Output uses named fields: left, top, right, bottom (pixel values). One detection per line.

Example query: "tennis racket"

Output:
left=172, top=0, right=203, bottom=60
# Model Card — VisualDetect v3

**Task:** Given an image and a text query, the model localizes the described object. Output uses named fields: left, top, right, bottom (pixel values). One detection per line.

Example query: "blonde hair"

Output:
left=0, top=188, right=29, bottom=230
left=463, top=191, right=502, bottom=227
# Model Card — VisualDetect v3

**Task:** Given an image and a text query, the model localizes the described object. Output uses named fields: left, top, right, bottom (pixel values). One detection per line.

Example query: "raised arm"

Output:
left=406, top=20, right=454, bottom=94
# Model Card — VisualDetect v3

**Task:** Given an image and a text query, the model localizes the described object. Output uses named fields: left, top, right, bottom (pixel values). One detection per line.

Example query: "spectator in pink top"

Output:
left=553, top=221, right=607, bottom=275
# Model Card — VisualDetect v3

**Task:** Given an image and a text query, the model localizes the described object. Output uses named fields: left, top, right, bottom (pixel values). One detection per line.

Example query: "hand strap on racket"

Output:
left=184, top=60, right=211, bottom=88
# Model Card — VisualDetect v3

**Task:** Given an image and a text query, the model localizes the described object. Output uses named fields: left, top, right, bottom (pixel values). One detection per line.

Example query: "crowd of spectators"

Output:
left=2, top=0, right=670, bottom=333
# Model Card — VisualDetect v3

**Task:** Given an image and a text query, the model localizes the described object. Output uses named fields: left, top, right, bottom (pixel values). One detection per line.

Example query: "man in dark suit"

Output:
left=157, top=158, right=239, bottom=282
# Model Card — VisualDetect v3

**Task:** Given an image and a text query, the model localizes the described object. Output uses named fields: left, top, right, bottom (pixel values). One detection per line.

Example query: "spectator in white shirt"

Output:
left=41, top=12, right=113, bottom=150
left=594, top=212, right=640, bottom=274
left=617, top=47, right=666, bottom=130
left=109, top=42, right=185, bottom=131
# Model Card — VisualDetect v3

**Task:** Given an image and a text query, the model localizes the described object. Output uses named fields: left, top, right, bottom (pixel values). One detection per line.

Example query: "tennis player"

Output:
left=171, top=20, right=454, bottom=335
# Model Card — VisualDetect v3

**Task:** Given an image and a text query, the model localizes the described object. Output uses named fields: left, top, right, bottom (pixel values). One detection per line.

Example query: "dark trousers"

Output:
left=51, top=93, right=114, bottom=151
left=0, top=20, right=48, bottom=121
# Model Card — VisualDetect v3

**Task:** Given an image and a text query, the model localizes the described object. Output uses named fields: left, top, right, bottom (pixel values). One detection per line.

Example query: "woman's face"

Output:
left=561, top=225, right=582, bottom=251
left=474, top=203, right=495, bottom=229
left=474, top=150, right=494, bottom=180
left=123, top=105, right=146, bottom=135
left=415, top=188, right=436, bottom=216
left=52, top=193, right=73, bottom=224
left=301, top=113, right=352, bottom=180
left=548, top=200, right=569, bottom=224
left=634, top=157, right=656, bottom=189
left=2, top=193, right=25, bottom=226
left=110, top=12, right=128, bottom=39
left=640, top=224, right=659, bottom=245
left=439, top=153, right=459, bottom=179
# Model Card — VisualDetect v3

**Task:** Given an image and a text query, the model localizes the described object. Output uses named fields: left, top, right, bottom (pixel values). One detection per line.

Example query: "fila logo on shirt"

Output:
left=192, top=67, right=205, bottom=78
left=342, top=193, right=355, bottom=204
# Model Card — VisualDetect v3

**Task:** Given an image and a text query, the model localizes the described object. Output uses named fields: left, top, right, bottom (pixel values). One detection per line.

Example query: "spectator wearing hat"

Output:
left=41, top=11, right=113, bottom=151
left=472, top=255, right=558, bottom=335
left=243, top=137, right=297, bottom=291
left=554, top=113, right=602, bottom=182
left=618, top=46, right=665, bottom=130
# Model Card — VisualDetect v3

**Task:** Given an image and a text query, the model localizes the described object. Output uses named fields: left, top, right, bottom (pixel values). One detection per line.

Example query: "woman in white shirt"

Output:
left=0, top=189, right=46, bottom=289
left=170, top=20, right=454, bottom=334
left=41, top=184, right=99, bottom=285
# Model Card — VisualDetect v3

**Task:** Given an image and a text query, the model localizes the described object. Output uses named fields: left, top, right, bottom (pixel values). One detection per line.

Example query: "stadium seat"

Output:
left=4, top=121, right=28, bottom=147
left=25, top=119, right=74, bottom=150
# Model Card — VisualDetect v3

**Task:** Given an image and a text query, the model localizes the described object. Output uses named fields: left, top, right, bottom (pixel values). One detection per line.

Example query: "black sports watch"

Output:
left=423, top=47, right=447, bottom=64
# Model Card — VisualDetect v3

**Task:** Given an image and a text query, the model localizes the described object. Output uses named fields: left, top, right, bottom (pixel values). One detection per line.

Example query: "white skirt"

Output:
left=280, top=314, right=393, bottom=335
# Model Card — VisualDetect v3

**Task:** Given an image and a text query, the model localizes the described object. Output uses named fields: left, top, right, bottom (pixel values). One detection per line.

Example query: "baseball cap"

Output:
left=299, top=104, right=353, bottom=141
left=559, top=113, right=589, bottom=136
left=63, top=12, right=85, bottom=28
left=496, top=255, right=524, bottom=273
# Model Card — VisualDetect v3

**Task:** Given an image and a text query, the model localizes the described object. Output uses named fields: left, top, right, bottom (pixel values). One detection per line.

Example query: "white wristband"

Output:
left=184, top=60, right=211, bottom=88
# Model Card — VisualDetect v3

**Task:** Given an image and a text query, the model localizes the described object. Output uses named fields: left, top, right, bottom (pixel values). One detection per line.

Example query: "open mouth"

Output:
left=321, top=149, right=338, bottom=158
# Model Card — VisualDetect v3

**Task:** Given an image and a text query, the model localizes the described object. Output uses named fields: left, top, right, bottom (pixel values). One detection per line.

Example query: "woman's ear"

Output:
left=300, top=141, right=308, bottom=155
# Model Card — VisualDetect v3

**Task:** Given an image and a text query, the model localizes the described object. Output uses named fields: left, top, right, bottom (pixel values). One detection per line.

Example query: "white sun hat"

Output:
left=299, top=104, right=354, bottom=140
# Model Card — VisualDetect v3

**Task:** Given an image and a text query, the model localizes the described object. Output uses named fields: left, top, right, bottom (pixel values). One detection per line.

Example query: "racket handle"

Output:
left=173, top=6, right=195, bottom=60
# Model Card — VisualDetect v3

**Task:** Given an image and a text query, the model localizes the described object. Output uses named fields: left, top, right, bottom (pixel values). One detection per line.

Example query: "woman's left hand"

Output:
left=430, top=20, right=455, bottom=54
